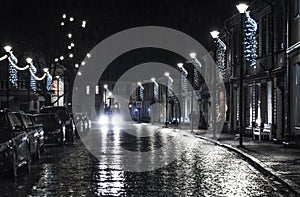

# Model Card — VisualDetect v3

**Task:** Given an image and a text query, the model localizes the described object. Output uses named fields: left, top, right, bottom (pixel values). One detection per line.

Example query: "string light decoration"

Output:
left=216, top=38, right=227, bottom=79
left=8, top=52, right=19, bottom=87
left=244, top=11, right=257, bottom=68
left=29, top=63, right=37, bottom=92
left=46, top=72, right=53, bottom=91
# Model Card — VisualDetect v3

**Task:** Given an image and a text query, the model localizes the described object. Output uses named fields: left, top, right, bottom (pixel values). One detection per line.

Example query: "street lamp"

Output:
left=104, top=84, right=108, bottom=106
left=210, top=30, right=220, bottom=139
left=56, top=75, right=60, bottom=106
left=236, top=3, right=248, bottom=147
left=4, top=46, right=12, bottom=108
left=164, top=72, right=170, bottom=127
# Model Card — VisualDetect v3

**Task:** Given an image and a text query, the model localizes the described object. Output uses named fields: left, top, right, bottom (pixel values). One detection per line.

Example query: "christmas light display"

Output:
left=8, top=52, right=19, bottom=87
left=244, top=11, right=257, bottom=68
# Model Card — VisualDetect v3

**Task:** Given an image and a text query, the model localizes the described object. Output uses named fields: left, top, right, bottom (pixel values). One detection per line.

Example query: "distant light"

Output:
left=189, top=52, right=197, bottom=59
left=4, top=45, right=12, bottom=52
left=210, top=30, right=220, bottom=39
left=108, top=92, right=113, bottom=97
left=114, top=103, right=119, bottom=109
left=60, top=56, right=64, bottom=60
left=77, top=72, right=82, bottom=76
left=81, top=61, right=86, bottom=66
left=26, top=57, right=33, bottom=64
left=86, top=53, right=91, bottom=58
left=104, top=84, right=108, bottom=89
left=95, top=85, right=99, bottom=94
left=69, top=17, right=74, bottom=22
left=70, top=42, right=75, bottom=47
left=82, top=20, right=86, bottom=28
left=151, top=78, right=156, bottom=82
left=137, top=82, right=142, bottom=86
left=43, top=68, right=49, bottom=73
left=55, top=58, right=59, bottom=62
left=148, top=108, right=151, bottom=112
left=60, top=22, right=65, bottom=26
left=86, top=85, right=90, bottom=95
left=164, top=72, right=170, bottom=77
left=128, top=104, right=132, bottom=108
left=62, top=14, right=66, bottom=19
left=68, top=45, right=72, bottom=50
left=68, top=103, right=71, bottom=106
left=74, top=64, right=79, bottom=68
left=236, top=3, right=248, bottom=14
left=67, top=33, right=72, bottom=38
left=69, top=53, right=73, bottom=58
left=56, top=75, right=60, bottom=79
left=177, top=63, right=183, bottom=68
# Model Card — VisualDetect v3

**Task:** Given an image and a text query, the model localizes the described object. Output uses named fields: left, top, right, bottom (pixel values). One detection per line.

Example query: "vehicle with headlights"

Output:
left=14, top=112, right=41, bottom=161
left=32, top=113, right=66, bottom=146
left=0, top=108, right=31, bottom=177
left=40, top=106, right=75, bottom=144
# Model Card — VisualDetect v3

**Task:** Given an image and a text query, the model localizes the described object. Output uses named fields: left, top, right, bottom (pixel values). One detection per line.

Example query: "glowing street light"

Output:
left=236, top=3, right=249, bottom=14
left=74, top=64, right=79, bottom=68
left=189, top=52, right=197, bottom=59
left=67, top=33, right=72, bottom=38
left=81, top=61, right=86, bottom=66
left=62, top=14, right=66, bottom=19
left=60, top=22, right=65, bottom=26
left=82, top=20, right=86, bottom=28
left=26, top=57, right=33, bottom=64
left=69, top=53, right=73, bottom=58
left=55, top=58, right=59, bottom=62
left=59, top=56, right=64, bottom=60
left=210, top=30, right=220, bottom=39
left=4, top=45, right=12, bottom=53
left=87, top=53, right=91, bottom=58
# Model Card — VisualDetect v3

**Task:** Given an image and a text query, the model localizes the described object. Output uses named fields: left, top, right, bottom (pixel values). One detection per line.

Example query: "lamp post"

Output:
left=164, top=72, right=170, bottom=127
left=189, top=53, right=198, bottom=133
left=26, top=58, right=33, bottom=112
left=56, top=75, right=60, bottom=106
left=210, top=30, right=220, bottom=139
left=236, top=3, right=249, bottom=147
left=4, top=46, right=12, bottom=108
left=104, top=84, right=108, bottom=107
left=177, top=63, right=188, bottom=129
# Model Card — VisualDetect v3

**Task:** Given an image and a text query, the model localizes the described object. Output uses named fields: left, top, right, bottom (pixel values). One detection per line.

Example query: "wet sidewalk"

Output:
left=169, top=125, right=300, bottom=195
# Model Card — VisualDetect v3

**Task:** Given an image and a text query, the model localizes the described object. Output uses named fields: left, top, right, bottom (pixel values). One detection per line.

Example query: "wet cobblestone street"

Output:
left=0, top=124, right=295, bottom=196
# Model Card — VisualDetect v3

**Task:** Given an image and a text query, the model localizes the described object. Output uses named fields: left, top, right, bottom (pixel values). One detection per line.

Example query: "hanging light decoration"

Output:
left=244, top=11, right=258, bottom=68
left=8, top=51, right=18, bottom=87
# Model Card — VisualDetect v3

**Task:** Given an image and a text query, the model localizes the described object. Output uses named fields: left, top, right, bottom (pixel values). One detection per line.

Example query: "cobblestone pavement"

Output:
left=0, top=123, right=295, bottom=196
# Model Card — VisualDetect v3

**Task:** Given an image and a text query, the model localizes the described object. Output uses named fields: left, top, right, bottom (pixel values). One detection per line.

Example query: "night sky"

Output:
left=0, top=0, right=252, bottom=78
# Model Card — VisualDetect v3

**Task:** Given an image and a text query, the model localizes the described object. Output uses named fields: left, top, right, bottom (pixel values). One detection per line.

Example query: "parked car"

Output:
left=27, top=114, right=45, bottom=153
left=40, top=106, right=75, bottom=144
left=0, top=108, right=31, bottom=177
left=14, top=112, right=41, bottom=161
left=32, top=113, right=66, bottom=146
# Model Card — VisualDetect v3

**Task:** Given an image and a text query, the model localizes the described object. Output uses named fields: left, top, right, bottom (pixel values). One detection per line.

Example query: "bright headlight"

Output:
left=98, top=115, right=109, bottom=125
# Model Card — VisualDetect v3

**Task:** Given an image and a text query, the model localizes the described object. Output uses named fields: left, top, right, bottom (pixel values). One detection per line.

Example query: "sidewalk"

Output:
left=171, top=125, right=300, bottom=195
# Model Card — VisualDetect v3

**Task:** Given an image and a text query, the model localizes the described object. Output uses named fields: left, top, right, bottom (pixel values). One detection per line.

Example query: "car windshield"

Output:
left=34, top=114, right=60, bottom=130
left=0, top=112, right=11, bottom=143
